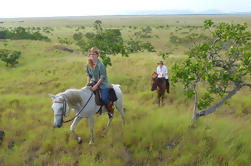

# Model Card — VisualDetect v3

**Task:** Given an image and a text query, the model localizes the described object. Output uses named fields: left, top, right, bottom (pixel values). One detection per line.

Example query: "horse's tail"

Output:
left=112, top=84, right=125, bottom=124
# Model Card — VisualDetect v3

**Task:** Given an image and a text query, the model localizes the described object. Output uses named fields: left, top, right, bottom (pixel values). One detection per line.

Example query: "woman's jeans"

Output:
left=100, top=88, right=110, bottom=104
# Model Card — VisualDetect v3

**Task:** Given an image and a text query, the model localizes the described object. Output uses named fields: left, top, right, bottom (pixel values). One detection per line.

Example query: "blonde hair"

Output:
left=88, top=47, right=99, bottom=55
left=87, top=58, right=94, bottom=69
left=87, top=47, right=99, bottom=69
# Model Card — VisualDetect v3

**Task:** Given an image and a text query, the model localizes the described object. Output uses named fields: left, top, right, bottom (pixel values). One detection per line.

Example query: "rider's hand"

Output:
left=92, top=85, right=98, bottom=91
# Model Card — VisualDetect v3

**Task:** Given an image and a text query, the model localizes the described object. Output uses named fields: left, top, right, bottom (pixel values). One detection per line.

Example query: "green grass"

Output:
left=0, top=16, right=251, bottom=166
left=1, top=15, right=251, bottom=27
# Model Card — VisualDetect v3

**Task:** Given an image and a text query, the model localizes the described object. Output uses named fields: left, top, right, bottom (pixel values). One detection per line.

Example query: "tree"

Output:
left=0, top=27, right=49, bottom=41
left=73, top=32, right=83, bottom=41
left=78, top=28, right=127, bottom=66
left=77, top=20, right=155, bottom=66
left=158, top=51, right=171, bottom=59
left=94, top=20, right=103, bottom=33
left=0, top=49, right=21, bottom=67
left=126, top=39, right=155, bottom=53
left=172, top=20, right=251, bottom=121
left=141, top=26, right=152, bottom=38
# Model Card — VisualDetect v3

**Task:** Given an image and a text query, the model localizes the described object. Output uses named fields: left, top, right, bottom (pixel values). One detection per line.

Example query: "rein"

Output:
left=54, top=92, right=94, bottom=123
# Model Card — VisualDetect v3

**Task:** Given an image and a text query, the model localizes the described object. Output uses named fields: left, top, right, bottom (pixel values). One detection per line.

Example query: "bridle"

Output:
left=53, top=95, right=68, bottom=123
left=53, top=92, right=94, bottom=123
left=152, top=75, right=158, bottom=84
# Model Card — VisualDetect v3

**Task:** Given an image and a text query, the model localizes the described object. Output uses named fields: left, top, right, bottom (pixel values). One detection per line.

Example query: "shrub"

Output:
left=0, top=49, right=21, bottom=67
left=0, top=27, right=49, bottom=41
left=73, top=32, right=83, bottom=41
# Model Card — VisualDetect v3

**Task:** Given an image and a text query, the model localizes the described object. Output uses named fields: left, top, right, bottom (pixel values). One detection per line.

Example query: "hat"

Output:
left=157, top=61, right=164, bottom=65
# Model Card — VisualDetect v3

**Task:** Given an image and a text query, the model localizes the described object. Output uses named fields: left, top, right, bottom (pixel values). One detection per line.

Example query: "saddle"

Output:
left=87, top=82, right=118, bottom=106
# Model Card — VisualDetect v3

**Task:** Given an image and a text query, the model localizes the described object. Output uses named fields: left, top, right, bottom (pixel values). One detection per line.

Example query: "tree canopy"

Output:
left=77, top=20, right=155, bottom=66
left=172, top=20, right=251, bottom=120
left=0, top=27, right=49, bottom=41
left=0, top=49, right=21, bottom=67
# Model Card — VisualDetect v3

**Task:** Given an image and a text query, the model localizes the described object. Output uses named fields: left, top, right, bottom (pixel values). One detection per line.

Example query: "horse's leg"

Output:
left=161, top=93, right=165, bottom=106
left=103, top=116, right=113, bottom=135
left=70, top=116, right=82, bottom=144
left=158, top=92, right=161, bottom=107
left=88, top=116, right=94, bottom=145
left=161, top=83, right=166, bottom=106
left=114, top=98, right=125, bottom=125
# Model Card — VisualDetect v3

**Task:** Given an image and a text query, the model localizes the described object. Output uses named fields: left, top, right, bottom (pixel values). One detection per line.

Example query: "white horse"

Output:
left=49, top=84, right=125, bottom=144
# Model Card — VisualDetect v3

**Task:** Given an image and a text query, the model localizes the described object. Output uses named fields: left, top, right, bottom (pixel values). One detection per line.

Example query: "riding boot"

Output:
left=166, top=79, right=170, bottom=93
left=105, top=102, right=114, bottom=118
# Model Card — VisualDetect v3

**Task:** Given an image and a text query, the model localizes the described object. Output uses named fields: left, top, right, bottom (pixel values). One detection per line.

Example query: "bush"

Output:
left=57, top=37, right=72, bottom=44
left=0, top=49, right=21, bottom=67
left=73, top=32, right=83, bottom=41
left=0, top=27, right=49, bottom=41
left=126, top=39, right=155, bottom=53
left=134, top=26, right=153, bottom=39
left=169, top=33, right=209, bottom=45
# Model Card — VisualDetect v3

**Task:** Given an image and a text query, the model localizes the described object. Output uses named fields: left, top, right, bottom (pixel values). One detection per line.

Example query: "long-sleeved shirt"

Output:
left=157, top=65, right=168, bottom=79
left=86, top=60, right=109, bottom=89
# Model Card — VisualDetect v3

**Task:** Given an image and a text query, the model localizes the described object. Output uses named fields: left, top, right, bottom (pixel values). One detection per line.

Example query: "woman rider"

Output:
left=86, top=47, right=114, bottom=118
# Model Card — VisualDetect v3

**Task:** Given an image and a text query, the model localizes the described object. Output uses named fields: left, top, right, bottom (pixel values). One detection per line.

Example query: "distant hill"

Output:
left=118, top=9, right=251, bottom=15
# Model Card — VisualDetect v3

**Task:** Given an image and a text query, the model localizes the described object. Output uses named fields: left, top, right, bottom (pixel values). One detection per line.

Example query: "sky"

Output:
left=0, top=0, right=251, bottom=18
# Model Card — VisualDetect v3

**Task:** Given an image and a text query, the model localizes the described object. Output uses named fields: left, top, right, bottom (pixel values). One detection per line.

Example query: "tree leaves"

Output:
left=0, top=49, right=21, bottom=67
left=172, top=20, right=251, bottom=116
left=77, top=20, right=155, bottom=66
left=0, top=27, right=49, bottom=41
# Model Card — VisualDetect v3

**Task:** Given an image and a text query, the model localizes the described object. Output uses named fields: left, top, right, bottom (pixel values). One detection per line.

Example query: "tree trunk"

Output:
left=193, top=85, right=243, bottom=120
left=192, top=85, right=198, bottom=121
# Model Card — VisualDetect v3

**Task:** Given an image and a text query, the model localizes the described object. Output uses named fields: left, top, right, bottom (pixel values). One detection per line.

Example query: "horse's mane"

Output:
left=61, top=86, right=92, bottom=107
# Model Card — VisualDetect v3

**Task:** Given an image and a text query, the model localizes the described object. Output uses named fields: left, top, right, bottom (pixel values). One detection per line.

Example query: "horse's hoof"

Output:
left=89, top=140, right=94, bottom=145
left=78, top=137, right=82, bottom=144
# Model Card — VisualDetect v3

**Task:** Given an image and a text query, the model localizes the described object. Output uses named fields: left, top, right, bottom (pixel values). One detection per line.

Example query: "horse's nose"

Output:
left=151, top=85, right=157, bottom=91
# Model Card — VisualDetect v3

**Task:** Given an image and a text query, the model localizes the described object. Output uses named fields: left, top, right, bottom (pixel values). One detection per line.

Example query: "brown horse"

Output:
left=151, top=72, right=166, bottom=106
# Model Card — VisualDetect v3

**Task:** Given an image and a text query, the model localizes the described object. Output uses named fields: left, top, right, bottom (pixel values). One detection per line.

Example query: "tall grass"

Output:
left=0, top=16, right=251, bottom=166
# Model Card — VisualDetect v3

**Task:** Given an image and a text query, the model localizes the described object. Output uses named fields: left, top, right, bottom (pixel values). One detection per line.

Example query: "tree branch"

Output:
left=196, top=85, right=243, bottom=118
left=215, top=87, right=231, bottom=94
left=242, top=71, right=249, bottom=77
left=213, top=38, right=221, bottom=45
left=242, top=83, right=251, bottom=87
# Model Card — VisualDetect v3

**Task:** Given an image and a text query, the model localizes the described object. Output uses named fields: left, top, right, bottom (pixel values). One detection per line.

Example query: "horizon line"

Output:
left=1, top=13, right=251, bottom=19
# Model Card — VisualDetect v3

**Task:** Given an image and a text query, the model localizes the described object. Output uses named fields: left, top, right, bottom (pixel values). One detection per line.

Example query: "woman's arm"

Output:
left=92, top=78, right=104, bottom=91
left=163, top=66, right=168, bottom=76
left=87, top=76, right=91, bottom=85
left=157, top=66, right=161, bottom=76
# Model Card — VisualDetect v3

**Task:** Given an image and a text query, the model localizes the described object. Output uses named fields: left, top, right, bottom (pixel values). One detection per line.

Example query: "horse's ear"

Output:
left=48, top=94, right=56, bottom=99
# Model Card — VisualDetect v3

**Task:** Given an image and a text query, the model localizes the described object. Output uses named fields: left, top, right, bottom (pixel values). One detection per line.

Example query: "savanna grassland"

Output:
left=0, top=15, right=251, bottom=166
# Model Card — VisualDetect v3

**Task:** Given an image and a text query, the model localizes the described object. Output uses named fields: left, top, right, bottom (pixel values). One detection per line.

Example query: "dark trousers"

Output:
left=166, top=79, right=170, bottom=93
